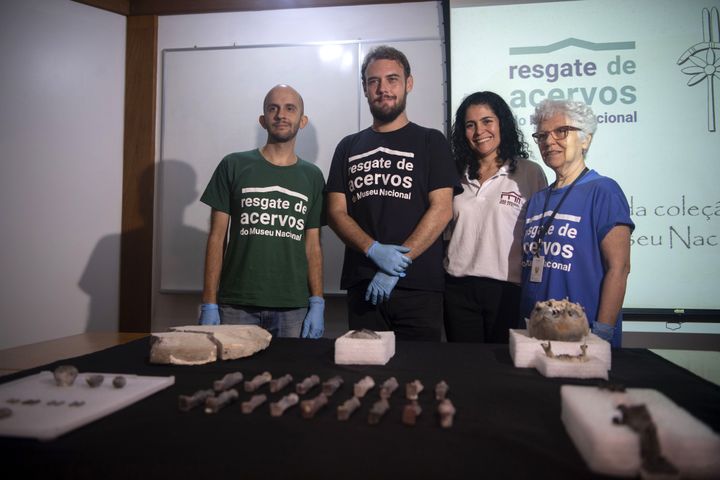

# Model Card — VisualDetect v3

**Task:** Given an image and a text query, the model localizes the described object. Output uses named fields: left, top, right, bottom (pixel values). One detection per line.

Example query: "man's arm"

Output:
left=305, top=227, right=323, bottom=297
left=201, top=209, right=230, bottom=304
left=403, top=187, right=454, bottom=260
left=328, top=188, right=454, bottom=260
left=596, top=224, right=632, bottom=328
left=327, top=192, right=375, bottom=254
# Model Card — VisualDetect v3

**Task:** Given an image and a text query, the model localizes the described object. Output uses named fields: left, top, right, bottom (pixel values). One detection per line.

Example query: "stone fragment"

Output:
left=270, top=393, right=299, bottom=417
left=178, top=389, right=215, bottom=412
left=149, top=325, right=272, bottom=365
left=149, top=332, right=217, bottom=365
left=337, top=396, right=361, bottom=421
left=213, top=372, right=244, bottom=392
left=86, top=375, right=104, bottom=388
left=402, top=400, right=422, bottom=426
left=170, top=325, right=272, bottom=360
left=348, top=329, right=381, bottom=339
left=438, top=399, right=456, bottom=428
left=300, top=393, right=328, bottom=419
left=53, top=365, right=79, bottom=387
left=353, top=376, right=375, bottom=398
left=244, top=371, right=272, bottom=392
left=0, top=407, right=12, bottom=419
left=406, top=380, right=424, bottom=400
left=528, top=298, right=589, bottom=342
left=112, top=376, right=126, bottom=389
left=321, top=375, right=344, bottom=397
left=368, top=399, right=390, bottom=425
left=205, top=389, right=239, bottom=414
left=435, top=380, right=449, bottom=400
left=379, top=377, right=399, bottom=399
left=270, top=374, right=293, bottom=393
left=296, top=375, right=320, bottom=395
left=241, top=394, right=267, bottom=414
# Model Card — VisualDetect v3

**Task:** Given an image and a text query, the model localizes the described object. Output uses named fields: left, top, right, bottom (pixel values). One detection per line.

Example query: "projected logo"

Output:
left=505, top=37, right=638, bottom=126
left=509, top=37, right=635, bottom=55
left=678, top=7, right=720, bottom=132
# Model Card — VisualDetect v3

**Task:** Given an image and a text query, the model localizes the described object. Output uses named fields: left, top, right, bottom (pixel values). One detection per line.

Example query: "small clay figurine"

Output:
left=53, top=365, right=79, bottom=387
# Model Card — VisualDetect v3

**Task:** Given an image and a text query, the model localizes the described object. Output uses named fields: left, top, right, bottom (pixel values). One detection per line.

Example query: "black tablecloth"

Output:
left=1, top=338, right=718, bottom=479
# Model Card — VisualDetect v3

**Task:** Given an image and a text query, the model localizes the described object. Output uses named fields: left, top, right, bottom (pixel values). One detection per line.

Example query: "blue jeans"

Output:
left=219, top=304, right=306, bottom=338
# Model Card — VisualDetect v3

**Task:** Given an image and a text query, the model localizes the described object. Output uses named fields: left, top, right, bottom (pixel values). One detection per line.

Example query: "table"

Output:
left=0, top=332, right=147, bottom=376
left=1, top=337, right=718, bottom=479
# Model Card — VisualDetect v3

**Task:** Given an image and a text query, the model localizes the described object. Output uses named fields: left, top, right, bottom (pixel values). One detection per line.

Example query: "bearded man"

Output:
left=327, top=46, right=459, bottom=341
left=198, top=85, right=326, bottom=339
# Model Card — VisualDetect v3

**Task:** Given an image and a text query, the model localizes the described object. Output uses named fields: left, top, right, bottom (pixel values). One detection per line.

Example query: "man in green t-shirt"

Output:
left=198, top=85, right=326, bottom=338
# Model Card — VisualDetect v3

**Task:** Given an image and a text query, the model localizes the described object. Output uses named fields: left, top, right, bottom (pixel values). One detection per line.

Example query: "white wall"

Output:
left=152, top=1, right=445, bottom=331
left=0, top=0, right=126, bottom=350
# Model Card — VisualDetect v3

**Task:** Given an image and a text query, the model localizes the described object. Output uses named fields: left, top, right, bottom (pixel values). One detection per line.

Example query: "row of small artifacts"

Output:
left=177, top=371, right=455, bottom=427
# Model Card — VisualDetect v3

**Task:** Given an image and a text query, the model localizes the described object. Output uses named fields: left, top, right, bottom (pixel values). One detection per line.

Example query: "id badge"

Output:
left=530, top=255, right=544, bottom=283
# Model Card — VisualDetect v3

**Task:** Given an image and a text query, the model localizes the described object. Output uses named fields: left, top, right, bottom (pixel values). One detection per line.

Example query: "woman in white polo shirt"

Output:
left=444, top=91, right=547, bottom=343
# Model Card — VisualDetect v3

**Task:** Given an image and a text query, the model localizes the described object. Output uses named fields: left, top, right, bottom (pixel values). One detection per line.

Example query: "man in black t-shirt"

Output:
left=327, top=46, right=458, bottom=341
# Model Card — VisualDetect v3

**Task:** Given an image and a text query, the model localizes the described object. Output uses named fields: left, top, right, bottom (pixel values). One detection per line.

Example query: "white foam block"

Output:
left=535, top=355, right=608, bottom=380
left=334, top=331, right=395, bottom=365
left=0, top=371, right=175, bottom=441
left=509, top=329, right=611, bottom=370
left=561, top=385, right=720, bottom=478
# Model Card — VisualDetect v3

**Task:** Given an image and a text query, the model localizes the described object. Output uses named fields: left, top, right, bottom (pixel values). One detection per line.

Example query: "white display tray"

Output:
left=0, top=371, right=175, bottom=441
left=561, top=385, right=720, bottom=478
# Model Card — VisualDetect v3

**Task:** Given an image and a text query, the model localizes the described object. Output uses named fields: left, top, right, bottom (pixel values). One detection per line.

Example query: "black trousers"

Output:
left=443, top=275, right=520, bottom=343
left=347, top=283, right=443, bottom=341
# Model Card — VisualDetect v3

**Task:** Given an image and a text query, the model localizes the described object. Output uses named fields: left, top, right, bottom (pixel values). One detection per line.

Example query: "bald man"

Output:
left=198, top=85, right=326, bottom=338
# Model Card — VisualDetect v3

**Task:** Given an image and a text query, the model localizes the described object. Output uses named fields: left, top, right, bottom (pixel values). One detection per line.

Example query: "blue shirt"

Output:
left=519, top=170, right=634, bottom=347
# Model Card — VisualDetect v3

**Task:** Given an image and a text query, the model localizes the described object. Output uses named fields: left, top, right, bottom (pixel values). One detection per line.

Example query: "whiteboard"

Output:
left=158, top=39, right=446, bottom=294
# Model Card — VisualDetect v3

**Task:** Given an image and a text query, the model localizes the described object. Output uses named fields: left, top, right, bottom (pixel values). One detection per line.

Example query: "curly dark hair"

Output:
left=451, top=91, right=529, bottom=179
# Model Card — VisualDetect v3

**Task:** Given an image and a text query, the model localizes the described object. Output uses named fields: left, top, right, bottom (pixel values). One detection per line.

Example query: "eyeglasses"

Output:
left=531, top=126, right=582, bottom=144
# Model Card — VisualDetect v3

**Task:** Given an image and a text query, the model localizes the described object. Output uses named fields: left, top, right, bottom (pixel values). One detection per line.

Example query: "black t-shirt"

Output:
left=327, top=122, right=458, bottom=291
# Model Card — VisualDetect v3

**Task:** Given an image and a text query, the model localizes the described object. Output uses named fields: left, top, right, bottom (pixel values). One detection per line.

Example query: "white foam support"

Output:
left=334, top=331, right=395, bottom=365
left=561, top=385, right=720, bottom=478
left=535, top=355, right=608, bottom=380
left=509, top=329, right=611, bottom=370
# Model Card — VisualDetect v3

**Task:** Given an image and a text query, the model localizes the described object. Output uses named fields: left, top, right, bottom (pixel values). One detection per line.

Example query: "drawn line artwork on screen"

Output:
left=677, top=7, right=720, bottom=132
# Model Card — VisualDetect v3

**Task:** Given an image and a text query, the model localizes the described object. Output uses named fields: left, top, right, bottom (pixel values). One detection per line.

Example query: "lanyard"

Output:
left=533, top=167, right=589, bottom=256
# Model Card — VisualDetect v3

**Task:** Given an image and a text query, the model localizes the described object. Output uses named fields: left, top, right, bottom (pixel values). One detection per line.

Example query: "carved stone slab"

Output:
left=171, top=325, right=272, bottom=360
left=149, top=325, right=272, bottom=365
left=149, top=332, right=217, bottom=365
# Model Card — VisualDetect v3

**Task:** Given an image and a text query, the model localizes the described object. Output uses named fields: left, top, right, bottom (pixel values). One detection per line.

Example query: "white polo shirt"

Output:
left=444, top=157, right=547, bottom=284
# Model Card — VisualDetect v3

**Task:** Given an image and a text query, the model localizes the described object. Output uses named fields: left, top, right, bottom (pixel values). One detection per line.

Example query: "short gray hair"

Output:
left=531, top=99, right=597, bottom=142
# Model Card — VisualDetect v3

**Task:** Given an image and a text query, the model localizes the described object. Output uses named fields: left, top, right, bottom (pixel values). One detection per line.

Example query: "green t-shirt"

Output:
left=200, top=149, right=325, bottom=307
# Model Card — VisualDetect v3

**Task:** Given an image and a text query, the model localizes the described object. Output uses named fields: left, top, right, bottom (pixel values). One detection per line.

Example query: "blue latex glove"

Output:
left=302, top=296, right=325, bottom=339
left=198, top=303, right=220, bottom=325
left=366, top=241, right=411, bottom=277
left=592, top=321, right=615, bottom=342
left=365, top=271, right=400, bottom=305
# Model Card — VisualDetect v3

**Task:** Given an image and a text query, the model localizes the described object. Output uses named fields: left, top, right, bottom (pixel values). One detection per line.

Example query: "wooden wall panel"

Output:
left=129, top=0, right=421, bottom=16
left=73, top=0, right=130, bottom=15
left=119, top=15, right=157, bottom=332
